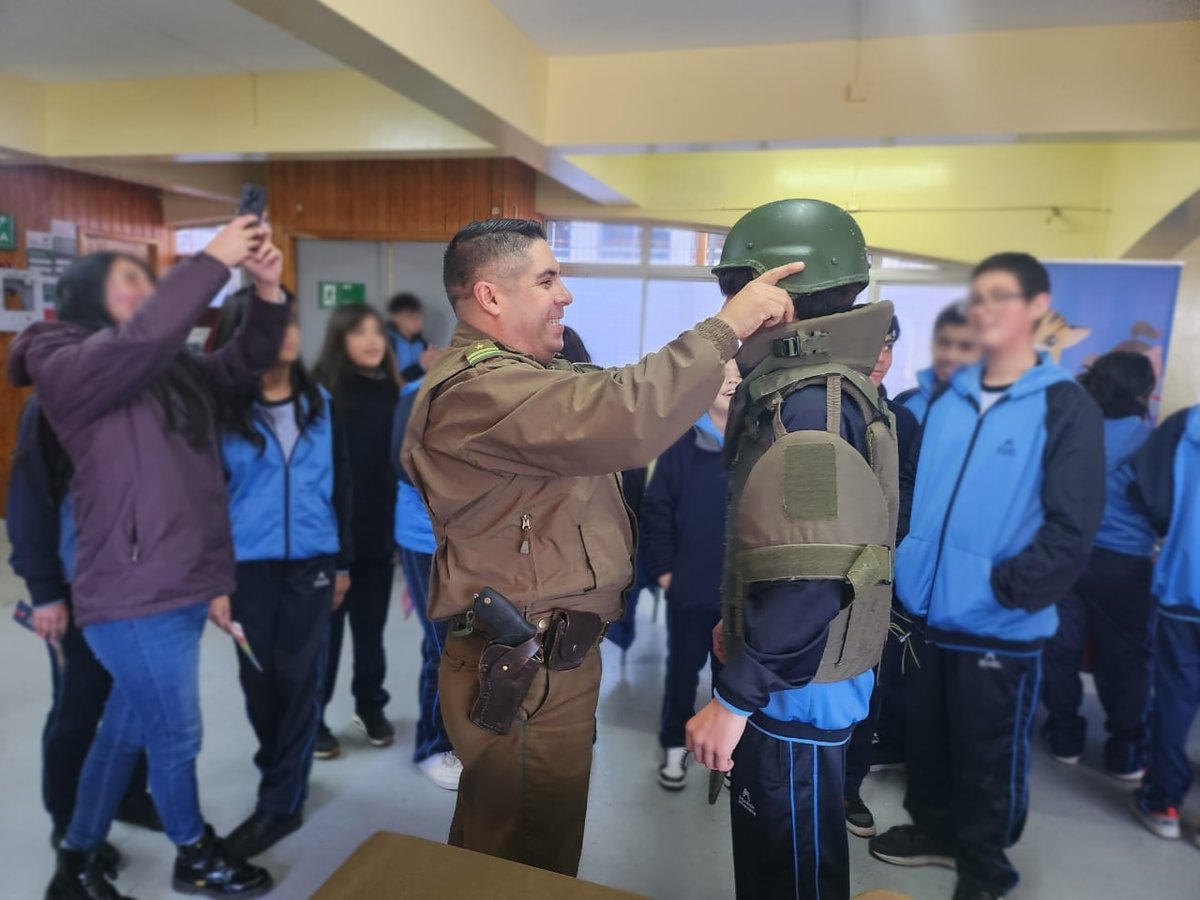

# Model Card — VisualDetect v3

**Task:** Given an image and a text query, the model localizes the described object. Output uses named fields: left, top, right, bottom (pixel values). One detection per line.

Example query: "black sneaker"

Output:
left=314, top=722, right=341, bottom=760
left=223, top=811, right=303, bottom=859
left=45, top=846, right=133, bottom=900
left=353, top=709, right=395, bottom=747
left=172, top=824, right=272, bottom=898
left=869, top=825, right=956, bottom=869
left=844, top=794, right=876, bottom=838
left=50, top=831, right=121, bottom=876
left=115, top=792, right=164, bottom=833
left=953, top=881, right=1002, bottom=900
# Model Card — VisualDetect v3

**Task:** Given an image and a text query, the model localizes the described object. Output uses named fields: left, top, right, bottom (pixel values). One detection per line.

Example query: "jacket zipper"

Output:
left=927, top=396, right=1007, bottom=623
left=263, top=427, right=293, bottom=559
left=520, top=514, right=531, bottom=555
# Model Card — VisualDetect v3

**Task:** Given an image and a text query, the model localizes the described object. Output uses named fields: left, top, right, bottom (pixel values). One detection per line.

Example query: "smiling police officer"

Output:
left=402, top=218, right=799, bottom=876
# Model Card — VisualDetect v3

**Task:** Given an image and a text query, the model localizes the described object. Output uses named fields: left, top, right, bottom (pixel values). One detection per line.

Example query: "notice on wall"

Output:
left=0, top=270, right=48, bottom=332
left=0, top=212, right=16, bottom=251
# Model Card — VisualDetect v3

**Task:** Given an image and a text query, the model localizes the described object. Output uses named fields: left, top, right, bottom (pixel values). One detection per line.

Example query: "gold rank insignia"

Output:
left=465, top=341, right=502, bottom=366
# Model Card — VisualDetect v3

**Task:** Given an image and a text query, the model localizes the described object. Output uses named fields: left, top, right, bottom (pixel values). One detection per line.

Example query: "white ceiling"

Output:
left=0, top=0, right=339, bottom=82
left=493, top=0, right=1200, bottom=55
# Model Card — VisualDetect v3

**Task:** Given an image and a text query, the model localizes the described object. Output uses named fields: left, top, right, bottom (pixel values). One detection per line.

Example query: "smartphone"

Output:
left=12, top=601, right=36, bottom=632
left=236, top=183, right=267, bottom=224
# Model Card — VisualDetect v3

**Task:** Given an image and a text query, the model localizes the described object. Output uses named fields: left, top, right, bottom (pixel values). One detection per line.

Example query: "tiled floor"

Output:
left=1, top=550, right=1197, bottom=898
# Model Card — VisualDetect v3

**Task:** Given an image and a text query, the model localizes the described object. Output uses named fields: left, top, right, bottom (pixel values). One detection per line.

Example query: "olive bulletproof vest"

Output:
left=722, top=302, right=900, bottom=684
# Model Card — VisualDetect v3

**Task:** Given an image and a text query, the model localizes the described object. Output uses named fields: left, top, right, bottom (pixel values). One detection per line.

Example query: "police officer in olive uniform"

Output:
left=401, top=218, right=800, bottom=876
left=685, top=200, right=898, bottom=900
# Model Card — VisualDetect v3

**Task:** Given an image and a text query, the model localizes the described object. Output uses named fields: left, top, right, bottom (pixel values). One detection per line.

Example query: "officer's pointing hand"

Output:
left=715, top=261, right=804, bottom=340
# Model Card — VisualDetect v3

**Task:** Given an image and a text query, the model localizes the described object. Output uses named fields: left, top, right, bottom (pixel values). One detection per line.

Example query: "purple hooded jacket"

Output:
left=6, top=253, right=289, bottom=628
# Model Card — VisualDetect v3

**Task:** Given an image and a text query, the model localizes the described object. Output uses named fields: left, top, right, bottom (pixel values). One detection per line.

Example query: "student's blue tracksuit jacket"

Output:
left=220, top=389, right=352, bottom=567
left=1131, top=405, right=1200, bottom=622
left=896, top=366, right=938, bottom=426
left=392, top=380, right=437, bottom=555
left=896, top=357, right=1105, bottom=651
left=714, top=386, right=876, bottom=739
left=1094, top=416, right=1156, bottom=558
left=388, top=327, right=429, bottom=383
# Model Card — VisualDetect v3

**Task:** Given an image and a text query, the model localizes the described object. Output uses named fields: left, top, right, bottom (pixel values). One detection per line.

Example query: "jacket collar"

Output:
left=451, top=321, right=551, bottom=368
left=693, top=413, right=724, bottom=452
left=950, top=352, right=1072, bottom=405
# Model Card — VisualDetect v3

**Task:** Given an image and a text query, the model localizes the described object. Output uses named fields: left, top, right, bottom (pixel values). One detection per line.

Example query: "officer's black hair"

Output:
left=444, top=219, right=547, bottom=306
left=972, top=252, right=1050, bottom=300
left=717, top=268, right=864, bottom=320
left=387, top=292, right=423, bottom=315
left=1078, top=350, right=1156, bottom=420
left=933, top=300, right=969, bottom=334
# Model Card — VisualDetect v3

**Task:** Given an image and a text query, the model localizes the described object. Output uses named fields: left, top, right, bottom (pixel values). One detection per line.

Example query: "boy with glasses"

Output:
left=869, top=252, right=1105, bottom=900
left=897, top=301, right=980, bottom=425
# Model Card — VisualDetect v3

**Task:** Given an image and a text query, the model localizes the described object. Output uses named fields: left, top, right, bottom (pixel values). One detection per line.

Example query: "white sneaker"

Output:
left=418, top=751, right=463, bottom=791
left=659, top=747, right=689, bottom=791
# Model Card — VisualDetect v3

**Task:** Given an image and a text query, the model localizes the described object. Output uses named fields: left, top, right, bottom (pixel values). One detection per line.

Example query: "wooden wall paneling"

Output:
left=0, top=164, right=166, bottom=513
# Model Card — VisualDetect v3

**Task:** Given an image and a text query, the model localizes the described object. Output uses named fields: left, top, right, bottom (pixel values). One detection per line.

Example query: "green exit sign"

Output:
left=0, top=213, right=15, bottom=251
left=317, top=280, right=366, bottom=309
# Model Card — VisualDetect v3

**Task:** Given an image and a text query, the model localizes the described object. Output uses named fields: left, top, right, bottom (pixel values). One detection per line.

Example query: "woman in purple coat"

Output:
left=8, top=216, right=288, bottom=900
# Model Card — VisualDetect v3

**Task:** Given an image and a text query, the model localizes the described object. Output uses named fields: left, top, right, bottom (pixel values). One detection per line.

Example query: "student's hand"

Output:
left=419, top=346, right=439, bottom=370
left=208, top=595, right=233, bottom=634
left=204, top=215, right=269, bottom=269
left=715, top=262, right=803, bottom=340
left=657, top=573, right=672, bottom=592
left=712, top=621, right=726, bottom=664
left=333, top=573, right=351, bottom=611
left=32, top=603, right=69, bottom=643
left=243, top=226, right=284, bottom=303
left=686, top=698, right=748, bottom=772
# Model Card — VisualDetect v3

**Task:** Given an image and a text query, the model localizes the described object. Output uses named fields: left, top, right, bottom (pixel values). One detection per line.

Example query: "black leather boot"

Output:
left=172, top=825, right=272, bottom=897
left=223, top=810, right=303, bottom=859
left=50, top=830, right=122, bottom=875
left=44, top=846, right=134, bottom=900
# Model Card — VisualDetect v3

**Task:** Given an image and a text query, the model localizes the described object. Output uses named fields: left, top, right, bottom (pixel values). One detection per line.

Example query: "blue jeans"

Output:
left=1140, top=613, right=1200, bottom=810
left=65, top=603, right=208, bottom=849
left=398, top=548, right=453, bottom=762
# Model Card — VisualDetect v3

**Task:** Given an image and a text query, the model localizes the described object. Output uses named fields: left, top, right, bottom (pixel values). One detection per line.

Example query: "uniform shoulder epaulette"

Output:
left=465, top=340, right=503, bottom=367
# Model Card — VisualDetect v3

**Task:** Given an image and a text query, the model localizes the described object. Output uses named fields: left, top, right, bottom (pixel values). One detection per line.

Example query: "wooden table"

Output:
left=313, top=832, right=647, bottom=899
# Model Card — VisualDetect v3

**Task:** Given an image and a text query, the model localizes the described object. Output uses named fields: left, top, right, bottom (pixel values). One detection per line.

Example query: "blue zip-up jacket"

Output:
left=1130, top=406, right=1200, bottom=622
left=895, top=366, right=938, bottom=426
left=896, top=356, right=1105, bottom=651
left=714, top=384, right=876, bottom=740
left=1093, top=416, right=1155, bottom=558
left=388, top=326, right=428, bottom=382
left=392, top=379, right=437, bottom=555
left=220, top=388, right=353, bottom=567
left=6, top=397, right=76, bottom=605
left=639, top=414, right=728, bottom=614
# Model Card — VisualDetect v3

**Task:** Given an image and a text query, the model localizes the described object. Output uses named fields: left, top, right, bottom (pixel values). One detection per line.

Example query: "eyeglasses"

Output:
left=967, top=291, right=1026, bottom=307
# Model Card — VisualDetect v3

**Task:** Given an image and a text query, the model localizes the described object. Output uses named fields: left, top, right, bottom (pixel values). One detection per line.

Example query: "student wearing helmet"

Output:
left=685, top=199, right=899, bottom=900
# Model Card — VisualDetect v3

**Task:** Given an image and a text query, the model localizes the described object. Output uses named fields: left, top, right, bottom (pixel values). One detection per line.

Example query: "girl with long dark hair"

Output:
left=209, top=289, right=353, bottom=858
left=8, top=217, right=288, bottom=900
left=312, top=305, right=401, bottom=757
left=1042, top=350, right=1158, bottom=777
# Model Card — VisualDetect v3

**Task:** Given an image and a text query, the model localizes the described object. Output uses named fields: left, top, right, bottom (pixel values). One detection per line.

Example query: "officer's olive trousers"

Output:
left=440, top=631, right=602, bottom=876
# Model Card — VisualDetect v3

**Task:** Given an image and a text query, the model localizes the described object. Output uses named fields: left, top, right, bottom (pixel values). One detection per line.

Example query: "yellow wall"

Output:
left=1104, top=143, right=1200, bottom=258
left=42, top=69, right=490, bottom=158
left=547, top=21, right=1200, bottom=148
left=0, top=72, right=46, bottom=156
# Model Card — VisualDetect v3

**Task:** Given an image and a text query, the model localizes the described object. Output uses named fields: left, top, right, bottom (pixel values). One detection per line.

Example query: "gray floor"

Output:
left=1, top=551, right=1198, bottom=899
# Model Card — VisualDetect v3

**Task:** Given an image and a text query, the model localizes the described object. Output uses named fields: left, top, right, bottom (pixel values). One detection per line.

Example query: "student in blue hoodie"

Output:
left=1042, top=351, right=1157, bottom=778
left=640, top=359, right=741, bottom=791
left=1128, top=402, right=1200, bottom=844
left=391, top=375, right=463, bottom=792
left=211, top=293, right=353, bottom=859
left=896, top=300, right=979, bottom=425
left=7, top=398, right=160, bottom=871
left=386, top=292, right=436, bottom=381
left=869, top=253, right=1105, bottom=900
left=844, top=315, right=921, bottom=837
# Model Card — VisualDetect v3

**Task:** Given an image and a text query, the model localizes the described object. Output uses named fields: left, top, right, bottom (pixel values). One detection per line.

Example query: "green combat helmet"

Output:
left=713, top=198, right=870, bottom=295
